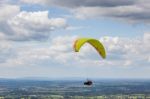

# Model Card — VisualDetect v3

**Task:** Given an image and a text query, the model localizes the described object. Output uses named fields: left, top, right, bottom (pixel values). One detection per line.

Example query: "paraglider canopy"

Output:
left=73, top=38, right=106, bottom=59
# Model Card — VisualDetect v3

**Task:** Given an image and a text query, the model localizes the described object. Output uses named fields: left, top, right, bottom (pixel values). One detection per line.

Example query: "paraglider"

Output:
left=84, top=79, right=93, bottom=86
left=73, top=38, right=106, bottom=86
left=73, top=38, right=106, bottom=59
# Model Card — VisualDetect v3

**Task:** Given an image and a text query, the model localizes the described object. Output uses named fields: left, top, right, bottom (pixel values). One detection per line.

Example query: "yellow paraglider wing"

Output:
left=73, top=38, right=106, bottom=59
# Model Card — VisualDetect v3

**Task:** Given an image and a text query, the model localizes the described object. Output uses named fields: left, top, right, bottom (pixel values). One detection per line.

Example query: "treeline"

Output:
left=0, top=94, right=150, bottom=99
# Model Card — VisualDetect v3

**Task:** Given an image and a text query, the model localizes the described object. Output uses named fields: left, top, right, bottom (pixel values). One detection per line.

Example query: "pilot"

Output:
left=84, top=80, right=93, bottom=86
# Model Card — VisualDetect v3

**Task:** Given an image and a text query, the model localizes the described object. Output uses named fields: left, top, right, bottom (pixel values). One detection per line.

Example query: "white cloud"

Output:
left=21, top=0, right=135, bottom=8
left=143, top=33, right=150, bottom=47
left=2, top=33, right=149, bottom=67
left=21, top=0, right=150, bottom=23
left=0, top=0, right=150, bottom=78
left=0, top=40, right=14, bottom=64
left=71, top=0, right=150, bottom=23
left=0, top=11, right=67, bottom=41
left=72, top=5, right=149, bottom=23
left=0, top=34, right=149, bottom=78
left=0, top=4, right=20, bottom=21
left=0, top=36, right=77, bottom=67
left=21, top=0, right=47, bottom=4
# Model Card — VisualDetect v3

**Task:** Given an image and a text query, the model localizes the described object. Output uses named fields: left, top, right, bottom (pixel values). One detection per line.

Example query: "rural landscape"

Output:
left=0, top=79, right=150, bottom=98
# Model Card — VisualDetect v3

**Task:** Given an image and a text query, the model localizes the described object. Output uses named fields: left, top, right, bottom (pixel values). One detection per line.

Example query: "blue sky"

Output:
left=0, top=0, right=150, bottom=79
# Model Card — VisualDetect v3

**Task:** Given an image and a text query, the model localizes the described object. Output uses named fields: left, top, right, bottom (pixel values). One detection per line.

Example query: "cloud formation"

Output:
left=21, top=0, right=150, bottom=23
left=21, top=0, right=135, bottom=7
left=0, top=5, right=20, bottom=22
left=0, top=34, right=149, bottom=78
left=0, top=0, right=150, bottom=78
left=0, top=10, right=67, bottom=41
left=2, top=33, right=149, bottom=67
left=49, top=34, right=150, bottom=67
